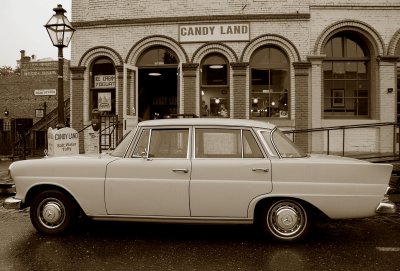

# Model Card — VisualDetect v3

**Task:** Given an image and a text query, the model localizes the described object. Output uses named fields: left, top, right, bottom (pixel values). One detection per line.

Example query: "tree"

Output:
left=0, top=66, right=15, bottom=76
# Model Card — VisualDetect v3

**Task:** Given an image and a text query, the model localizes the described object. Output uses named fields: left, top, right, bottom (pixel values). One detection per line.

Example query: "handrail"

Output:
left=13, top=98, right=71, bottom=159
left=284, top=122, right=399, bottom=160
left=284, top=122, right=396, bottom=133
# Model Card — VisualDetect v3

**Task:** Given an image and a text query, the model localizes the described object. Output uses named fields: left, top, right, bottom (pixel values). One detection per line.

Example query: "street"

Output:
left=1, top=195, right=400, bottom=271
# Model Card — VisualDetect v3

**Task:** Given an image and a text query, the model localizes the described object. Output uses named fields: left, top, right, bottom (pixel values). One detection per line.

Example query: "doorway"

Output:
left=138, top=67, right=178, bottom=121
left=136, top=46, right=179, bottom=121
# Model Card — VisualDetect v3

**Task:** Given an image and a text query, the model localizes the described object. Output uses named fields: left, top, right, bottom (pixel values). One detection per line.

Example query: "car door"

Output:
left=190, top=127, right=272, bottom=218
left=105, top=127, right=191, bottom=216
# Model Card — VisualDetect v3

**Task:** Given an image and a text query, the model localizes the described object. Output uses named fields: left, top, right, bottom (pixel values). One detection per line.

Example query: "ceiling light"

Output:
left=209, top=65, right=223, bottom=69
left=149, top=72, right=161, bottom=76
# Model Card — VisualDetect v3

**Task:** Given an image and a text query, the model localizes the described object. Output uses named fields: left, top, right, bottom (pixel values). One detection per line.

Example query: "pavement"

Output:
left=1, top=157, right=400, bottom=203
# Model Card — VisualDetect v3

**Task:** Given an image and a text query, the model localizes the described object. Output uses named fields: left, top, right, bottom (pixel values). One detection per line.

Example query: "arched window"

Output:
left=250, top=46, right=289, bottom=118
left=323, top=32, right=371, bottom=118
left=90, top=57, right=116, bottom=115
left=200, top=54, right=229, bottom=118
left=137, top=46, right=178, bottom=66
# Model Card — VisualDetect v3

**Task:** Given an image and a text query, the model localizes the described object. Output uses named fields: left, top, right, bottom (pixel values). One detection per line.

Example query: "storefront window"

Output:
left=250, top=46, right=289, bottom=118
left=323, top=32, right=370, bottom=118
left=90, top=58, right=116, bottom=115
left=200, top=54, right=229, bottom=118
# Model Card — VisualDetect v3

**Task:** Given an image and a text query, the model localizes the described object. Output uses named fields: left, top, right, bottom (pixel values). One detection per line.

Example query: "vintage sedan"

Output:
left=4, top=118, right=396, bottom=242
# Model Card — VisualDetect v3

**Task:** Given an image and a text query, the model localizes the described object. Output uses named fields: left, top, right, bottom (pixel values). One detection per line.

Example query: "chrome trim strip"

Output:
left=90, top=215, right=252, bottom=224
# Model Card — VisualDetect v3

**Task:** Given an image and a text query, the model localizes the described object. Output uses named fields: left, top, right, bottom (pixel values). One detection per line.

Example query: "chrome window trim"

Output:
left=129, top=126, right=191, bottom=159
left=193, top=126, right=266, bottom=159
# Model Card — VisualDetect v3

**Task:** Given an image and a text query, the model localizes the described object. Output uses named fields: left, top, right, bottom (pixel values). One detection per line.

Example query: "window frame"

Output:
left=200, top=53, right=230, bottom=118
left=249, top=46, right=290, bottom=119
left=193, top=127, right=266, bottom=159
left=89, top=57, right=116, bottom=116
left=323, top=33, right=371, bottom=119
left=130, top=127, right=191, bottom=159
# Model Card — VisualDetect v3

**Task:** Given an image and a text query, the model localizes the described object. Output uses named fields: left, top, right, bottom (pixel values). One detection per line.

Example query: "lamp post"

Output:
left=44, top=4, right=75, bottom=129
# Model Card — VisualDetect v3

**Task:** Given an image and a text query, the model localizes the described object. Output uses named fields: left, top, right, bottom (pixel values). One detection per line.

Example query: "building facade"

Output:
left=0, top=50, right=70, bottom=155
left=69, top=0, right=400, bottom=154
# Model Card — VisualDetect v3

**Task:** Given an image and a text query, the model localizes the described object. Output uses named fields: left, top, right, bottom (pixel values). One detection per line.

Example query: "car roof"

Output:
left=137, top=118, right=276, bottom=129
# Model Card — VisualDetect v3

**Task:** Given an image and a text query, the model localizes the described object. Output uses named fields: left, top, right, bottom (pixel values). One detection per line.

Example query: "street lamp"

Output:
left=44, top=4, right=75, bottom=129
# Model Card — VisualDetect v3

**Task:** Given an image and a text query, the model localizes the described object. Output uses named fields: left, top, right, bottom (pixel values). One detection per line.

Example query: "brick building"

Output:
left=69, top=0, right=400, bottom=154
left=0, top=50, right=70, bottom=155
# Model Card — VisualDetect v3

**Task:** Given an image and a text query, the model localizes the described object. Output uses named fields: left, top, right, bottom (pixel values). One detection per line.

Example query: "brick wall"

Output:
left=0, top=73, right=69, bottom=124
left=69, top=0, right=400, bottom=153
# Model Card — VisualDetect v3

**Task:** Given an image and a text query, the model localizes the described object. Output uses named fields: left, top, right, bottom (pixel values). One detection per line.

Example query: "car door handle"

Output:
left=172, top=169, right=189, bottom=173
left=252, top=168, right=269, bottom=172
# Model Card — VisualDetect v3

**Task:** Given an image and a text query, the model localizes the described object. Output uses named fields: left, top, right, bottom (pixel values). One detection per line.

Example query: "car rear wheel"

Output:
left=30, top=190, right=77, bottom=235
left=260, top=199, right=310, bottom=242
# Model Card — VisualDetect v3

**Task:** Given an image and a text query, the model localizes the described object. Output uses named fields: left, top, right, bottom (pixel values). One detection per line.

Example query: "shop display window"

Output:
left=200, top=54, right=229, bottom=118
left=250, top=46, right=289, bottom=118
left=323, top=32, right=370, bottom=118
left=90, top=57, right=116, bottom=115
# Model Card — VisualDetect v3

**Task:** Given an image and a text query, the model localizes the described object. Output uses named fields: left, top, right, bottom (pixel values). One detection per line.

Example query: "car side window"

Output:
left=133, top=129, right=189, bottom=158
left=148, top=129, right=189, bottom=158
left=132, top=129, right=150, bottom=157
left=195, top=128, right=262, bottom=158
left=242, top=130, right=263, bottom=158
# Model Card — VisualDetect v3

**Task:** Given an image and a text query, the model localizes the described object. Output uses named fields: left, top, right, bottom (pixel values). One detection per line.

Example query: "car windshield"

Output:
left=110, top=129, right=135, bottom=157
left=262, top=128, right=307, bottom=158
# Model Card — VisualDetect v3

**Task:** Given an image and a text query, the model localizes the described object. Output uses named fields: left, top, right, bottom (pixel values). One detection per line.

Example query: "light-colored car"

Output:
left=4, top=118, right=396, bottom=242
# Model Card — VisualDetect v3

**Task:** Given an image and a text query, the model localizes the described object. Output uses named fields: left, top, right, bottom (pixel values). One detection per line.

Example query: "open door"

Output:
left=123, top=63, right=138, bottom=135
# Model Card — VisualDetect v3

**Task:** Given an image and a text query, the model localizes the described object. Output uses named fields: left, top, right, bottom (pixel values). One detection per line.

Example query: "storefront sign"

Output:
left=94, top=75, right=116, bottom=88
left=47, top=127, right=79, bottom=156
left=98, top=92, right=112, bottom=111
left=34, top=89, right=56, bottom=96
left=179, top=23, right=250, bottom=42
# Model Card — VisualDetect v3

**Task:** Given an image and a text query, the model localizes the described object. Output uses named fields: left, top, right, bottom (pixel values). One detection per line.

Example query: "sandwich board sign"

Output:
left=47, top=127, right=79, bottom=156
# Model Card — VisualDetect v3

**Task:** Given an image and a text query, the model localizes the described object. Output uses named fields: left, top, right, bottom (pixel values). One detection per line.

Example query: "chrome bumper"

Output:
left=3, top=196, right=22, bottom=210
left=376, top=199, right=396, bottom=214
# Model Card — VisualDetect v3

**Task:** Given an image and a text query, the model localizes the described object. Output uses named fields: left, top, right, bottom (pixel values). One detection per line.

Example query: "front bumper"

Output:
left=3, top=196, right=22, bottom=210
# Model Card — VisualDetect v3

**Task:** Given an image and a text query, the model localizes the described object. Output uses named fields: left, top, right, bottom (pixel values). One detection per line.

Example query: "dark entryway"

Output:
left=138, top=67, right=178, bottom=121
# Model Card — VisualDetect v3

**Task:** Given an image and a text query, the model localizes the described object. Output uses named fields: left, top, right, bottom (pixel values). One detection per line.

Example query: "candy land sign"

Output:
left=47, top=127, right=79, bottom=156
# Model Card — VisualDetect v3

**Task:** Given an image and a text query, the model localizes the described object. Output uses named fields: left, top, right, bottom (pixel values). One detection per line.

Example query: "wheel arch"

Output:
left=23, top=184, right=83, bottom=214
left=250, top=196, right=328, bottom=222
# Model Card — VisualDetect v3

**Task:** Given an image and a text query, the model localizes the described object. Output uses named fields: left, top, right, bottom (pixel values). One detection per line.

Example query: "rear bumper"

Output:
left=3, top=196, right=22, bottom=210
left=375, top=199, right=396, bottom=214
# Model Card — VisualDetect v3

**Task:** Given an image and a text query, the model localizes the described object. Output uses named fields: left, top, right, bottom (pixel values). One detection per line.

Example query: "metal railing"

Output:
left=284, top=122, right=399, bottom=161
left=13, top=99, right=70, bottom=159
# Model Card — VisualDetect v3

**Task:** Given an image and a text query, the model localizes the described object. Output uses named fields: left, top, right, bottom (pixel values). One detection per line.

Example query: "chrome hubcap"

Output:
left=37, top=198, right=65, bottom=229
left=42, top=202, right=62, bottom=224
left=268, top=201, right=306, bottom=238
left=275, top=207, right=299, bottom=231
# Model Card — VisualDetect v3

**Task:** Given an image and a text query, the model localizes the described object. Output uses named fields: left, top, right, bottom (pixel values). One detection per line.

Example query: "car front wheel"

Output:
left=260, top=199, right=310, bottom=242
left=30, top=190, right=77, bottom=235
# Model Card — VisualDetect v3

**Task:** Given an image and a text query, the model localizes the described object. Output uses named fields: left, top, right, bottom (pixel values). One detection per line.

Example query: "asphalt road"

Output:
left=1, top=195, right=400, bottom=271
